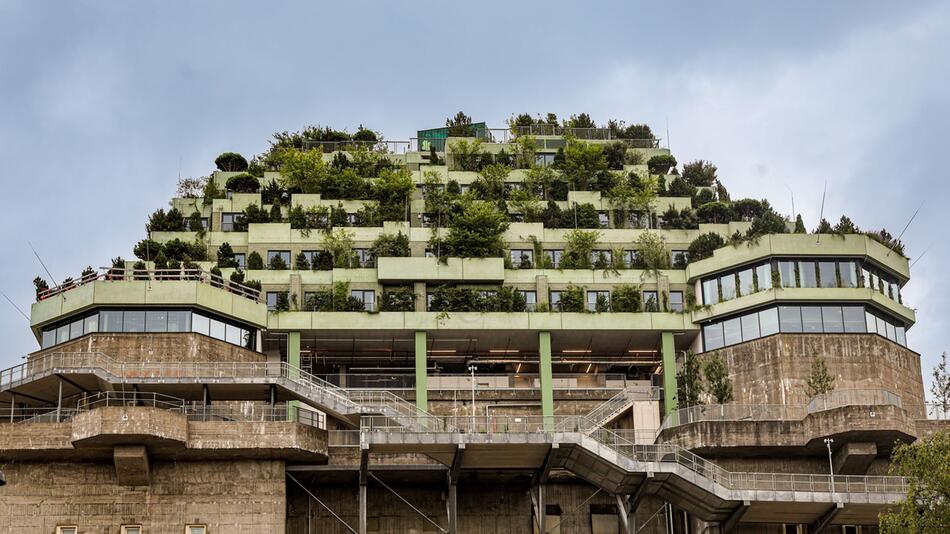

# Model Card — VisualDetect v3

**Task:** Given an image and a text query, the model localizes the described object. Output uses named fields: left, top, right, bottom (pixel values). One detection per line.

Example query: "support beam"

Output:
left=359, top=444, right=369, bottom=534
left=415, top=331, right=428, bottom=413
left=202, top=384, right=210, bottom=406
left=447, top=445, right=464, bottom=533
left=530, top=484, right=546, bottom=534
left=809, top=502, right=843, bottom=534
left=269, top=384, right=277, bottom=407
left=616, top=494, right=632, bottom=534
left=538, top=331, right=554, bottom=430
left=721, top=500, right=750, bottom=533
left=532, top=444, right=557, bottom=486
left=56, top=378, right=63, bottom=422
left=54, top=373, right=90, bottom=394
left=288, top=331, right=301, bottom=421
left=660, top=332, right=677, bottom=417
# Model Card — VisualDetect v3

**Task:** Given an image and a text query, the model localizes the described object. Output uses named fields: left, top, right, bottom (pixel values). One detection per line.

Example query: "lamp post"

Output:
left=824, top=438, right=835, bottom=495
left=468, top=364, right=477, bottom=432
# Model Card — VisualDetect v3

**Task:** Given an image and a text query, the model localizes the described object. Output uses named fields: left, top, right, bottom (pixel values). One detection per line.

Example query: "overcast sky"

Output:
left=1, top=1, right=948, bottom=395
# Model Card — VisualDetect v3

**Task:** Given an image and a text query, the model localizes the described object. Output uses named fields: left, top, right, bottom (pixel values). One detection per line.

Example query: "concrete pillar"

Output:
left=415, top=331, right=428, bottom=413
left=535, top=274, right=549, bottom=306
left=289, top=273, right=302, bottom=310
left=288, top=331, right=301, bottom=421
left=661, top=331, right=677, bottom=417
left=539, top=331, right=554, bottom=430
left=413, top=282, right=427, bottom=311
left=359, top=483, right=367, bottom=534
left=447, top=480, right=458, bottom=533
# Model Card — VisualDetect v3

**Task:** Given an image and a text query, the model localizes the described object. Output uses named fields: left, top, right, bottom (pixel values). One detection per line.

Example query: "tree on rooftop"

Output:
left=745, top=201, right=789, bottom=239
left=246, top=251, right=263, bottom=270
left=215, top=152, right=248, bottom=172
left=554, top=137, right=609, bottom=191
left=687, top=233, right=726, bottom=263
left=793, top=214, right=807, bottom=233
left=443, top=200, right=510, bottom=258
left=446, top=111, right=475, bottom=137
left=931, top=352, right=950, bottom=417
left=352, top=125, right=379, bottom=142
left=216, top=243, right=238, bottom=268
left=372, top=168, right=414, bottom=222
left=814, top=218, right=833, bottom=233
left=833, top=215, right=860, bottom=234
left=564, top=113, right=596, bottom=129
left=681, top=160, right=718, bottom=187
left=665, top=176, right=695, bottom=198
left=879, top=428, right=950, bottom=533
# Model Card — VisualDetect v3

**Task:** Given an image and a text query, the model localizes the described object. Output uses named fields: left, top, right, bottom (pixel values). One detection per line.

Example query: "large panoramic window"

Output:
left=702, top=304, right=905, bottom=351
left=40, top=309, right=254, bottom=350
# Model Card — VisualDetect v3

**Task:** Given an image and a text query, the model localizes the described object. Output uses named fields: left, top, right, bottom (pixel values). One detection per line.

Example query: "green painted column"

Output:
left=661, top=331, right=677, bottom=418
left=539, top=331, right=554, bottom=430
left=288, top=331, right=301, bottom=422
left=415, top=331, right=428, bottom=413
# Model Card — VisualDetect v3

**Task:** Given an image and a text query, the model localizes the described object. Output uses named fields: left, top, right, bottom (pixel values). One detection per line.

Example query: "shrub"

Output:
left=371, top=232, right=411, bottom=259
left=446, top=111, right=476, bottom=137
left=372, top=168, right=414, bottom=221
left=33, top=276, right=49, bottom=300
left=243, top=279, right=262, bottom=292
left=294, top=252, right=310, bottom=270
left=687, top=233, right=726, bottom=262
left=161, top=238, right=207, bottom=261
left=554, top=137, right=609, bottom=191
left=188, top=211, right=205, bottom=233
left=247, top=251, right=264, bottom=270
left=665, top=176, right=695, bottom=198
left=732, top=198, right=764, bottom=221
left=681, top=160, right=718, bottom=187
left=133, top=239, right=164, bottom=260
left=560, top=229, right=600, bottom=269
left=691, top=188, right=717, bottom=207
left=556, top=285, right=585, bottom=312
left=353, top=125, right=378, bottom=142
left=695, top=202, right=735, bottom=224
left=443, top=201, right=509, bottom=258
left=603, top=142, right=627, bottom=170
left=573, top=203, right=602, bottom=229
left=146, top=208, right=186, bottom=232
left=215, top=152, right=249, bottom=172
left=745, top=202, right=789, bottom=239
left=611, top=284, right=641, bottom=312
left=260, top=180, right=287, bottom=206
left=647, top=154, right=677, bottom=174
left=217, top=242, right=238, bottom=268
left=274, top=292, right=290, bottom=312
left=269, top=253, right=288, bottom=270
left=234, top=204, right=271, bottom=231
left=380, top=287, right=416, bottom=312
left=225, top=173, right=261, bottom=193
left=269, top=203, right=283, bottom=222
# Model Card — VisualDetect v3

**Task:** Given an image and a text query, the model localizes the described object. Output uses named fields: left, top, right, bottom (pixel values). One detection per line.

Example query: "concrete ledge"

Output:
left=71, top=406, right=188, bottom=448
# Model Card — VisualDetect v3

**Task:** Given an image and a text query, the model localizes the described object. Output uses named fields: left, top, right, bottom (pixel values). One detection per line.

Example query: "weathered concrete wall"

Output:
left=0, top=459, right=286, bottom=533
left=700, top=334, right=924, bottom=406
left=31, top=332, right=265, bottom=363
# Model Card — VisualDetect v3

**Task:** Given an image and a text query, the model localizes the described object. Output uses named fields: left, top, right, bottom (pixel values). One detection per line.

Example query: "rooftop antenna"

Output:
left=886, top=200, right=924, bottom=257
left=910, top=243, right=931, bottom=268
left=28, top=241, right=58, bottom=287
left=815, top=181, right=827, bottom=245
left=665, top=116, right=671, bottom=150
left=0, top=289, right=29, bottom=322
left=783, top=184, right=796, bottom=221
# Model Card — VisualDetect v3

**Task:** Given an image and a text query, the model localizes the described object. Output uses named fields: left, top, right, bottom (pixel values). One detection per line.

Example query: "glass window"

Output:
left=885, top=321, right=896, bottom=341
left=624, top=250, right=640, bottom=267
left=101, top=310, right=124, bottom=332
left=56, top=528, right=78, bottom=534
left=549, top=290, right=562, bottom=310
left=187, top=527, right=207, bottom=534
left=779, top=306, right=802, bottom=333
left=226, top=324, right=242, bottom=345
left=801, top=306, right=822, bottom=332
left=518, top=290, right=537, bottom=311
left=839, top=261, right=858, bottom=288
left=192, top=312, right=210, bottom=336
left=704, top=322, right=724, bottom=350
left=842, top=306, right=865, bottom=333
left=56, top=324, right=69, bottom=344
left=740, top=313, right=760, bottom=342
left=123, top=311, right=145, bottom=332
left=167, top=311, right=190, bottom=332
left=821, top=306, right=844, bottom=333
left=643, top=291, right=659, bottom=312
left=352, top=290, right=376, bottom=311
left=671, top=250, right=688, bottom=268
left=84, top=313, right=99, bottom=335
left=267, top=250, right=291, bottom=268
left=669, top=291, right=684, bottom=312
left=895, top=326, right=907, bottom=346
left=876, top=316, right=887, bottom=338
left=42, top=329, right=56, bottom=348
left=723, top=317, right=742, bottom=345
left=720, top=274, right=736, bottom=301
left=589, top=250, right=612, bottom=266
left=209, top=318, right=226, bottom=340
left=799, top=261, right=817, bottom=288
left=702, top=278, right=719, bottom=305
left=598, top=212, right=609, bottom=228
left=737, top=268, right=754, bottom=297
left=122, top=527, right=142, bottom=534
left=221, top=213, right=238, bottom=232
left=818, top=261, right=837, bottom=288
left=586, top=290, right=609, bottom=311
left=145, top=310, right=167, bottom=332
left=510, top=249, right=534, bottom=268
left=889, top=281, right=900, bottom=301
left=866, top=311, right=878, bottom=334
left=266, top=292, right=280, bottom=311
left=546, top=250, right=563, bottom=268
left=759, top=307, right=780, bottom=336
left=778, top=261, right=797, bottom=288
left=234, top=253, right=246, bottom=270
left=755, top=262, right=772, bottom=291
left=354, top=249, right=373, bottom=267
left=69, top=319, right=83, bottom=340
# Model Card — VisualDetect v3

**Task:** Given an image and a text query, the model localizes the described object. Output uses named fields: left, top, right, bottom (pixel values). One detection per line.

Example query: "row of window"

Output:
left=56, top=527, right=205, bottom=534
left=40, top=310, right=255, bottom=350
left=509, top=249, right=687, bottom=269
left=702, top=304, right=907, bottom=351
left=701, top=258, right=903, bottom=306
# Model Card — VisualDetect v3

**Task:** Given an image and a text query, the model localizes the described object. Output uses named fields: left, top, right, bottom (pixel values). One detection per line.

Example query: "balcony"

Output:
left=376, top=257, right=504, bottom=283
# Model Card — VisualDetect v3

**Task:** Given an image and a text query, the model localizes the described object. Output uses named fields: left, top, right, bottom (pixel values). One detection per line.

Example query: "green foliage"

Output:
left=681, top=160, right=718, bottom=187
left=33, top=276, right=49, bottom=300
left=269, top=203, right=283, bottom=222
left=866, top=228, right=906, bottom=257
left=443, top=200, right=510, bottom=258
left=647, top=154, right=677, bottom=174
left=353, top=125, right=379, bottom=142
left=268, top=252, right=288, bottom=270
left=805, top=357, right=835, bottom=396
left=677, top=351, right=704, bottom=409
left=931, top=352, right=950, bottom=414
left=793, top=214, right=807, bottom=233
left=471, top=163, right=509, bottom=200
left=446, top=111, right=475, bottom=137
left=247, top=251, right=264, bottom=270
left=216, top=242, right=237, bottom=268
left=287, top=204, right=330, bottom=232
left=426, top=286, right=527, bottom=313
left=561, top=229, right=600, bottom=269
left=276, top=148, right=327, bottom=193
left=661, top=206, right=699, bottom=230
left=188, top=211, right=205, bottom=234
left=879, top=428, right=950, bottom=533
left=603, top=142, right=628, bottom=170
left=146, top=208, right=186, bottom=232
left=133, top=239, right=162, bottom=260
left=665, top=176, right=695, bottom=198
left=556, top=285, right=585, bottom=312
left=606, top=174, right=658, bottom=228
left=372, top=167, right=413, bottom=221
left=380, top=286, right=416, bottom=312
left=687, top=233, right=726, bottom=262
left=233, top=204, right=271, bottom=231
left=573, top=203, right=602, bottom=229
left=294, top=252, right=309, bottom=270
left=703, top=355, right=733, bottom=404
left=733, top=198, right=765, bottom=221
left=814, top=218, right=833, bottom=233
left=611, top=284, right=642, bottom=312
left=260, top=179, right=287, bottom=205
left=607, top=121, right=654, bottom=141
left=695, top=201, right=735, bottom=224
left=449, top=138, right=486, bottom=171
left=370, top=232, right=411, bottom=259
left=745, top=201, right=790, bottom=239
left=324, top=228, right=357, bottom=268
left=564, top=113, right=596, bottom=129
left=635, top=232, right=671, bottom=274
left=225, top=173, right=260, bottom=193
left=554, top=137, right=609, bottom=191
left=202, top=177, right=226, bottom=206
left=215, top=152, right=248, bottom=172
left=691, top=188, right=716, bottom=207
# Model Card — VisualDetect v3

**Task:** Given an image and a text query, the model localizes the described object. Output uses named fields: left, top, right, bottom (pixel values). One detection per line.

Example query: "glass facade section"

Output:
left=702, top=279, right=719, bottom=305
left=720, top=273, right=736, bottom=301
left=799, top=261, right=817, bottom=288
left=737, top=268, right=754, bottom=297
left=818, top=261, right=837, bottom=288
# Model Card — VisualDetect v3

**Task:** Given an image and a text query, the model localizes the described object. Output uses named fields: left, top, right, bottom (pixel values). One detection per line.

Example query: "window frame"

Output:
left=121, top=526, right=143, bottom=534
left=351, top=289, right=376, bottom=311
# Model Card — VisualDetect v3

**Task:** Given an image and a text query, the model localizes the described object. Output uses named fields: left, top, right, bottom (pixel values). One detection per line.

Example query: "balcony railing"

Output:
left=318, top=373, right=636, bottom=391
left=301, top=139, right=411, bottom=154
left=36, top=267, right=263, bottom=303
left=512, top=125, right=660, bottom=148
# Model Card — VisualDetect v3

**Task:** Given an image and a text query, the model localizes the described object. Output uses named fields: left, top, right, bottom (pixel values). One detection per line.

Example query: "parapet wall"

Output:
left=29, top=332, right=266, bottom=364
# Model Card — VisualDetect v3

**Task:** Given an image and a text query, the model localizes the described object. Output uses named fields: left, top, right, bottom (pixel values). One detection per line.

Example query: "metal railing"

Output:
left=512, top=125, right=660, bottom=147
left=584, top=386, right=661, bottom=425
left=36, top=267, right=263, bottom=303
left=319, top=373, right=634, bottom=391
left=301, top=139, right=411, bottom=154
left=360, top=414, right=907, bottom=496
left=659, top=389, right=904, bottom=431
left=0, top=351, right=444, bottom=433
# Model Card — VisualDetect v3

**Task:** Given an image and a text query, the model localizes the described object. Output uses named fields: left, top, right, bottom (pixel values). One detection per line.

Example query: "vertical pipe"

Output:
left=447, top=481, right=458, bottom=533
left=56, top=379, right=63, bottom=422
left=538, top=331, right=553, bottom=430
left=537, top=485, right=546, bottom=534
left=359, top=483, right=367, bottom=534
left=661, top=332, right=677, bottom=417
left=288, top=331, right=301, bottom=422
left=9, top=393, right=15, bottom=423
left=414, top=331, right=428, bottom=413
